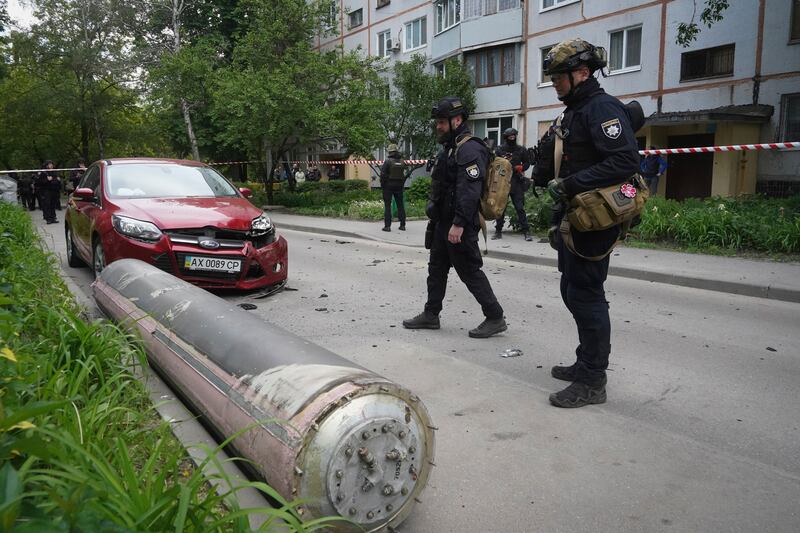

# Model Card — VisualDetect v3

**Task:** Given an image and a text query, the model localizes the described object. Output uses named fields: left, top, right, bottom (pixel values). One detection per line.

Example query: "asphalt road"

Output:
left=41, top=220, right=800, bottom=533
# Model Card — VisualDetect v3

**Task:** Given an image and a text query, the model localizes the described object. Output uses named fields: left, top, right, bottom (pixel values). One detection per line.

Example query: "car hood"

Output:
left=115, top=197, right=263, bottom=231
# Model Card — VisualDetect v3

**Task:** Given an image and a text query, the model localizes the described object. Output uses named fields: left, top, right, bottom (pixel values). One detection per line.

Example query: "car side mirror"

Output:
left=73, top=187, right=96, bottom=201
left=239, top=187, right=252, bottom=198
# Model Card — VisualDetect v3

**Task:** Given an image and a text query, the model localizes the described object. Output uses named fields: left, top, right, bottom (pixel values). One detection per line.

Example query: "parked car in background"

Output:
left=65, top=158, right=287, bottom=290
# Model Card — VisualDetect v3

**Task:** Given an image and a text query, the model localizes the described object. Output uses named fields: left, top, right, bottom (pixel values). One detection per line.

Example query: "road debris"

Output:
left=500, top=348, right=523, bottom=358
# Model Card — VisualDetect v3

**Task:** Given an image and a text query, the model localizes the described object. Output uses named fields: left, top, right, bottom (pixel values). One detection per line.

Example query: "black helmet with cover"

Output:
left=502, top=128, right=518, bottom=140
left=543, top=38, right=607, bottom=76
left=431, top=96, right=469, bottom=120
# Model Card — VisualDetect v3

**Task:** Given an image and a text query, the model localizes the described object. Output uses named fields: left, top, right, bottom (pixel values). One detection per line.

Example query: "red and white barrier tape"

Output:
left=3, top=142, right=798, bottom=174
left=640, top=141, right=800, bottom=155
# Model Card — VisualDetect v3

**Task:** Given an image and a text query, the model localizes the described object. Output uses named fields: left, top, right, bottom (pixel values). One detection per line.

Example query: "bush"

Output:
left=406, top=177, right=431, bottom=202
left=635, top=194, right=800, bottom=254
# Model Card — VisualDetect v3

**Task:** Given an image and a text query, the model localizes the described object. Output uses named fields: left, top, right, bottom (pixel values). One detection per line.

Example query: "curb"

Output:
left=277, top=222, right=800, bottom=304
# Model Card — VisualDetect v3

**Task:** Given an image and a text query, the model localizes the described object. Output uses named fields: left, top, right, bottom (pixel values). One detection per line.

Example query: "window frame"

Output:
left=377, top=30, right=392, bottom=58
left=404, top=16, right=428, bottom=52
left=538, top=44, right=555, bottom=87
left=779, top=93, right=800, bottom=142
left=539, top=0, right=580, bottom=14
left=348, top=8, right=363, bottom=30
left=435, top=0, right=461, bottom=35
left=463, top=0, right=519, bottom=20
left=679, top=43, right=735, bottom=82
left=791, top=0, right=800, bottom=43
left=464, top=44, right=517, bottom=88
left=608, top=25, right=643, bottom=75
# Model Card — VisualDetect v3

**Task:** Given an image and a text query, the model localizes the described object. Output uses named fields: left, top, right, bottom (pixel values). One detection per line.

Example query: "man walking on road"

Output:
left=403, top=97, right=506, bottom=339
left=538, top=39, right=640, bottom=407
left=379, top=144, right=407, bottom=232
left=492, top=127, right=532, bottom=241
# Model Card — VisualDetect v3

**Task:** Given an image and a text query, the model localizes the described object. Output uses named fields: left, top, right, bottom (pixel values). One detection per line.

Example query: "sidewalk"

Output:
left=267, top=210, right=800, bottom=304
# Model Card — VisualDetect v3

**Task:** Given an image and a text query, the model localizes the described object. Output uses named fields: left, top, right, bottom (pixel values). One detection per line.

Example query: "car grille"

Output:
left=165, top=227, right=276, bottom=249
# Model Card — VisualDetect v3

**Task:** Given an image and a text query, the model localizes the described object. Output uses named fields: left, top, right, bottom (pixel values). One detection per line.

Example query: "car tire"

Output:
left=92, top=239, right=106, bottom=278
left=65, top=225, right=85, bottom=268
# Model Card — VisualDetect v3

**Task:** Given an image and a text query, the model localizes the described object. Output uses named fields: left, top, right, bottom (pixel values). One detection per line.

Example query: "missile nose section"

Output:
left=92, top=259, right=434, bottom=531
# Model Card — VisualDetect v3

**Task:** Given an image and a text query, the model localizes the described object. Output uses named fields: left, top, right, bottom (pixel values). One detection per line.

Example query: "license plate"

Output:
left=184, top=256, right=242, bottom=273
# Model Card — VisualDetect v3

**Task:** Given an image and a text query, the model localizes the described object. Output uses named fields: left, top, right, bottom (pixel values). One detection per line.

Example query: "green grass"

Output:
left=0, top=201, right=342, bottom=532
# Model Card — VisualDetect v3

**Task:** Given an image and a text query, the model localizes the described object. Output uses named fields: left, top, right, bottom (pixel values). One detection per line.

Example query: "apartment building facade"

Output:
left=316, top=0, right=800, bottom=198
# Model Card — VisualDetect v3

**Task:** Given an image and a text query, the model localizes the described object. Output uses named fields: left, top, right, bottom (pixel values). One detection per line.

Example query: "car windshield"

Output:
left=106, top=164, right=239, bottom=199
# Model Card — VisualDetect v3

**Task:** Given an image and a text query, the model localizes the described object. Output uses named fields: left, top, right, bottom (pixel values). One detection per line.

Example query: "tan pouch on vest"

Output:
left=567, top=175, right=649, bottom=232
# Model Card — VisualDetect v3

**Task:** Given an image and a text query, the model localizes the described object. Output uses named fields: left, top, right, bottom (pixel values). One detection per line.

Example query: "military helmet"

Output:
left=387, top=143, right=399, bottom=153
left=431, top=96, right=469, bottom=120
left=543, top=38, right=607, bottom=76
left=502, top=127, right=518, bottom=139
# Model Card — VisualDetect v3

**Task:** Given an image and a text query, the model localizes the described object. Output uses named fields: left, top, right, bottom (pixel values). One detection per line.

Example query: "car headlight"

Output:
left=251, top=213, right=273, bottom=235
left=112, top=215, right=163, bottom=242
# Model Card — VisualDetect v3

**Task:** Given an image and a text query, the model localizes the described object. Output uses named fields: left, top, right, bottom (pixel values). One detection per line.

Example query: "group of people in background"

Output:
left=14, top=158, right=87, bottom=224
left=275, top=163, right=344, bottom=192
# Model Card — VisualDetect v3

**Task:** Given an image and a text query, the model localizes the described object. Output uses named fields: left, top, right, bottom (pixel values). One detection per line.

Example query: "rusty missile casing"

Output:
left=93, top=259, right=435, bottom=531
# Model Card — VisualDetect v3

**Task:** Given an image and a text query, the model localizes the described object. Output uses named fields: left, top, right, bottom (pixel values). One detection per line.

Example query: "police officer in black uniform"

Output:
left=534, top=39, right=640, bottom=408
left=492, top=127, right=532, bottom=241
left=403, top=97, right=507, bottom=338
left=379, top=144, right=407, bottom=232
left=36, top=160, right=61, bottom=224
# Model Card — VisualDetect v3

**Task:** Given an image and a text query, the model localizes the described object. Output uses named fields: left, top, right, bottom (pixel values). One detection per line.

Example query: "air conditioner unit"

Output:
left=390, top=41, right=401, bottom=53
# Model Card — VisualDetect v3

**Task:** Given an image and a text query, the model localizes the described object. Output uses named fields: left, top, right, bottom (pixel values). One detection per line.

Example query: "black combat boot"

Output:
left=549, top=380, right=607, bottom=408
left=402, top=311, right=440, bottom=330
left=524, top=232, right=533, bottom=242
left=399, top=224, right=406, bottom=231
left=382, top=226, right=391, bottom=232
left=468, top=317, right=507, bottom=338
left=551, top=363, right=578, bottom=382
left=491, top=232, right=502, bottom=240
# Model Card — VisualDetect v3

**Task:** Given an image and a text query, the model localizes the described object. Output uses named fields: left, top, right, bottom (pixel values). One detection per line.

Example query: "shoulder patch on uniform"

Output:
left=601, top=118, right=622, bottom=139
left=466, top=164, right=480, bottom=179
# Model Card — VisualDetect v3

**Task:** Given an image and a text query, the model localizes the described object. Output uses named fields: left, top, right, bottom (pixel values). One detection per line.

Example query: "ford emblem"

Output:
left=199, top=239, right=220, bottom=250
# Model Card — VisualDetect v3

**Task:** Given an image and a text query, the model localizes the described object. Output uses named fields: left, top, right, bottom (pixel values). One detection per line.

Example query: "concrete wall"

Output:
left=461, top=8, right=522, bottom=49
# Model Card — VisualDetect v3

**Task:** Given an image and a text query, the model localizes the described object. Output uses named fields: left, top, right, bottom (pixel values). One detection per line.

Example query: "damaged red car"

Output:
left=65, top=158, right=287, bottom=290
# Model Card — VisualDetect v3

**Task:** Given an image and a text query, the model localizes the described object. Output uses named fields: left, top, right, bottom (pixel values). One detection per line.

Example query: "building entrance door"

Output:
left=666, top=134, right=714, bottom=200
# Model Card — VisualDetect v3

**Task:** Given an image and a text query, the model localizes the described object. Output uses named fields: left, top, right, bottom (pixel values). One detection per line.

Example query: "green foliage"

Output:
left=676, top=0, right=730, bottom=47
left=635, top=195, right=800, bottom=254
left=406, top=176, right=432, bottom=202
left=382, top=55, right=476, bottom=161
left=0, top=202, right=335, bottom=531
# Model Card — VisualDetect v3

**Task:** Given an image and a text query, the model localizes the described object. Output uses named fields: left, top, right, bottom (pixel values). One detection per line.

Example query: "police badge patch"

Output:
left=601, top=118, right=622, bottom=139
left=466, top=164, right=480, bottom=179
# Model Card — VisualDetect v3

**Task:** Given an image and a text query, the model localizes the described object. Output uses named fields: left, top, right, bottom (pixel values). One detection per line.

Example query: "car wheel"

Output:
left=65, top=225, right=85, bottom=267
left=92, top=239, right=106, bottom=278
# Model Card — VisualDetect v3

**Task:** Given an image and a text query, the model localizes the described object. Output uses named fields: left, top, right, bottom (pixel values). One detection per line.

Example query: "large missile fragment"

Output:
left=93, top=259, right=435, bottom=531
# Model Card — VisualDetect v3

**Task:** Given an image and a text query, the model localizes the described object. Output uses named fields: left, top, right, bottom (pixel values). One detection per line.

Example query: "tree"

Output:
left=676, top=0, right=729, bottom=47
left=376, top=54, right=476, bottom=175
left=210, top=0, right=386, bottom=201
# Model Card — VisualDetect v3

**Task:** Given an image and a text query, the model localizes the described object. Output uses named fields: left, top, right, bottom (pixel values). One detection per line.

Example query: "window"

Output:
left=377, top=31, right=392, bottom=58
left=348, top=9, right=363, bottom=29
left=324, top=1, right=337, bottom=31
left=541, top=0, right=579, bottom=11
left=405, top=17, right=427, bottom=51
left=377, top=0, right=391, bottom=8
left=791, top=0, right=800, bottom=42
left=609, top=26, right=642, bottom=72
left=465, top=45, right=516, bottom=87
left=539, top=45, right=554, bottom=84
left=781, top=94, right=800, bottom=141
left=81, top=166, right=101, bottom=193
left=435, top=61, right=447, bottom=77
left=473, top=117, right=514, bottom=147
left=435, top=0, right=461, bottom=34
left=680, top=44, right=735, bottom=82
left=463, top=0, right=519, bottom=19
